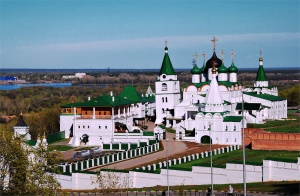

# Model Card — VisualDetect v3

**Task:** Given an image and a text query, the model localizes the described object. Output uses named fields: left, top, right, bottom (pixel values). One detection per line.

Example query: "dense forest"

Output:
left=0, top=70, right=299, bottom=139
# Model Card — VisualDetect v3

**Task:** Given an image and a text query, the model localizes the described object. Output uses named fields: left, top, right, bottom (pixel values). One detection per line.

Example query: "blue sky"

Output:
left=1, top=0, right=299, bottom=69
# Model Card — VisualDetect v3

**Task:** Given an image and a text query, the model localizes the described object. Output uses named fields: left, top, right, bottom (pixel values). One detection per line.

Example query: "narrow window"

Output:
left=162, top=83, right=167, bottom=91
left=162, top=97, right=164, bottom=102
left=105, top=126, right=107, bottom=129
left=165, top=97, right=168, bottom=102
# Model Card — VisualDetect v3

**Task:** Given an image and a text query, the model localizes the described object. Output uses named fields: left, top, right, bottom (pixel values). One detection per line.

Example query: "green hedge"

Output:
left=149, top=140, right=156, bottom=145
left=47, top=131, right=65, bottom=144
left=112, top=143, right=119, bottom=149
left=121, top=143, right=128, bottom=149
left=103, top=144, right=110, bottom=149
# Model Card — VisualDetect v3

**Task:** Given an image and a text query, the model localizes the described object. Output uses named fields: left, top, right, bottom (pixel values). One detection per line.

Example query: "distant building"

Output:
left=62, top=73, right=86, bottom=79
left=0, top=76, right=18, bottom=81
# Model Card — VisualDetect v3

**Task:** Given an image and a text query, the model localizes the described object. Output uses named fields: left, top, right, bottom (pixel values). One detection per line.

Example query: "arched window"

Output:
left=162, top=97, right=164, bottom=102
left=162, top=83, right=167, bottom=91
left=165, top=97, right=168, bottom=102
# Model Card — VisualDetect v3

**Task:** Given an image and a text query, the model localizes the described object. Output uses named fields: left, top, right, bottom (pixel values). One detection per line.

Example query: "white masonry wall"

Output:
left=56, top=158, right=300, bottom=190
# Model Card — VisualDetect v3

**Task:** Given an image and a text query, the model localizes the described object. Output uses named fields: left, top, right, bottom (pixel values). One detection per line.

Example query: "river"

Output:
left=0, top=83, right=73, bottom=90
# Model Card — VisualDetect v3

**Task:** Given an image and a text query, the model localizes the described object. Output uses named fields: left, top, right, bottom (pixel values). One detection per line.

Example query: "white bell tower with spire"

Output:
left=155, top=41, right=181, bottom=124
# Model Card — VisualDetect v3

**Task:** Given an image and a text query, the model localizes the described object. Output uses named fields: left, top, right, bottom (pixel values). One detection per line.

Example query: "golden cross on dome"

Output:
left=220, top=50, right=225, bottom=60
left=211, top=36, right=218, bottom=50
left=194, top=52, right=199, bottom=62
left=230, top=50, right=235, bottom=61
left=202, top=51, right=206, bottom=62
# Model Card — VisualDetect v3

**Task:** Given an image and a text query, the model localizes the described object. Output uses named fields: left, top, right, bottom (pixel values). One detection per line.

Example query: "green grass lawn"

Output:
left=48, top=145, right=74, bottom=151
left=247, top=111, right=300, bottom=133
left=167, top=150, right=300, bottom=171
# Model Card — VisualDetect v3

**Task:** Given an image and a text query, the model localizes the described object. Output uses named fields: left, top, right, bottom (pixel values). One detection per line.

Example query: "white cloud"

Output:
left=15, top=32, right=299, bottom=53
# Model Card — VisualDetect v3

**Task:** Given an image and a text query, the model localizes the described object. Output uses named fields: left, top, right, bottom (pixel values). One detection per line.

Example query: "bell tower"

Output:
left=155, top=41, right=181, bottom=124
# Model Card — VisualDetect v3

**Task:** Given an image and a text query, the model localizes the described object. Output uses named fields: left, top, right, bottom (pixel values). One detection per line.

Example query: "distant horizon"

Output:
left=0, top=66, right=299, bottom=74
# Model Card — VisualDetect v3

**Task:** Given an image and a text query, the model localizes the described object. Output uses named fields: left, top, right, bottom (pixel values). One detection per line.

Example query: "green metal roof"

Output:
left=61, top=94, right=138, bottom=108
left=141, top=94, right=155, bottom=103
left=183, top=81, right=240, bottom=89
left=243, top=92, right=286, bottom=101
left=119, top=85, right=141, bottom=102
left=218, top=81, right=241, bottom=88
left=61, top=85, right=155, bottom=108
left=159, top=51, right=176, bottom=75
left=198, top=111, right=230, bottom=116
left=255, top=65, right=267, bottom=81
left=223, top=116, right=243, bottom=122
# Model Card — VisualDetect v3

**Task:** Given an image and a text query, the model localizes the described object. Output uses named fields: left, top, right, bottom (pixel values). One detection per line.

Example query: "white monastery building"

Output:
left=59, top=37, right=287, bottom=147
left=154, top=37, right=287, bottom=146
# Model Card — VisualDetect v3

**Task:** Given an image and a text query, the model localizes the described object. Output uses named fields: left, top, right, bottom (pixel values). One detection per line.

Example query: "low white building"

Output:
left=62, top=73, right=86, bottom=79
left=60, top=85, right=156, bottom=147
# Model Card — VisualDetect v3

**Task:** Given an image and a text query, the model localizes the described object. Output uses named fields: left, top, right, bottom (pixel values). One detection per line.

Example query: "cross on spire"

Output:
left=192, top=59, right=196, bottom=66
left=220, top=50, right=225, bottom=60
left=164, top=39, right=168, bottom=52
left=194, top=52, right=199, bottom=62
left=230, top=50, right=235, bottom=61
left=259, top=50, right=262, bottom=57
left=211, top=36, right=218, bottom=50
left=202, top=51, right=206, bottom=63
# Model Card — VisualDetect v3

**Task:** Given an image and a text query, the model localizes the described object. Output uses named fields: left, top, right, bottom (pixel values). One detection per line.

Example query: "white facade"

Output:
left=155, top=74, right=181, bottom=124
left=154, top=41, right=287, bottom=146
left=56, top=158, right=300, bottom=190
left=60, top=86, right=156, bottom=147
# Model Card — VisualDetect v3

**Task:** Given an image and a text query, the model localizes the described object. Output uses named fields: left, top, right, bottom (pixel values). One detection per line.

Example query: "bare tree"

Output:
left=92, top=167, right=132, bottom=195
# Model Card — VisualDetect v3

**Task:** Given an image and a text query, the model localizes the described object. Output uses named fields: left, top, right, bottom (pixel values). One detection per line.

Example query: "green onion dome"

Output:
left=218, top=62, right=228, bottom=73
left=228, top=62, right=238, bottom=73
left=191, top=64, right=201, bottom=74
left=199, top=63, right=206, bottom=73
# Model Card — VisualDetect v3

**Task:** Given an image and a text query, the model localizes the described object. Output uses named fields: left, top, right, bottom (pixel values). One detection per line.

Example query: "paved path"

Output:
left=51, top=121, right=226, bottom=170
left=90, top=131, right=188, bottom=170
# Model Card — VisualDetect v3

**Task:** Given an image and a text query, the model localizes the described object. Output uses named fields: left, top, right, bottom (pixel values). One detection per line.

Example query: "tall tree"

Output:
left=0, top=125, right=62, bottom=195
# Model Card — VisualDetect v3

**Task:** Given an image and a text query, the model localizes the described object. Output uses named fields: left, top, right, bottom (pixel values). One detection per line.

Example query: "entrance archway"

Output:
left=201, top=135, right=211, bottom=144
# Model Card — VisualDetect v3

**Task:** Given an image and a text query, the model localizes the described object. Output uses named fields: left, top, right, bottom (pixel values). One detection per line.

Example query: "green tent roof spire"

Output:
left=255, top=55, right=267, bottom=81
left=159, top=42, right=176, bottom=75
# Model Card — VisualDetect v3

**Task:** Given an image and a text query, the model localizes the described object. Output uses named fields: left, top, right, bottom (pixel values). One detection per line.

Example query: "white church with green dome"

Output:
left=155, top=37, right=287, bottom=145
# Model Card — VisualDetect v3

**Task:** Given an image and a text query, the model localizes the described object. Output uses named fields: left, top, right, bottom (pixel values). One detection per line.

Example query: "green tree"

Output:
left=279, top=84, right=300, bottom=106
left=0, top=125, right=62, bottom=195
